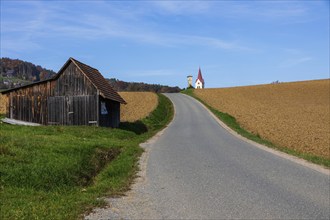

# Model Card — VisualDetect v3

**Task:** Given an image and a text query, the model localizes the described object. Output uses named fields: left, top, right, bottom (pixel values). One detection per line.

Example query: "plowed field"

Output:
left=119, top=92, right=158, bottom=122
left=0, top=94, right=7, bottom=114
left=194, top=79, right=330, bottom=159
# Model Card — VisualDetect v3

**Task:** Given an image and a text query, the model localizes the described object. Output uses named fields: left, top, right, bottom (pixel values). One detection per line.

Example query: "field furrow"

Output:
left=194, top=79, right=330, bottom=159
left=119, top=92, right=158, bottom=122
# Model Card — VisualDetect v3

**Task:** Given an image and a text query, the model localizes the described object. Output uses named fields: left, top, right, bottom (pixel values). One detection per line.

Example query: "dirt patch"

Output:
left=194, top=79, right=330, bottom=159
left=81, top=147, right=121, bottom=186
left=119, top=92, right=158, bottom=122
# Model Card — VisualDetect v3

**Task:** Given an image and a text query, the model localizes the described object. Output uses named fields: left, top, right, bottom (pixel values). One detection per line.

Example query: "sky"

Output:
left=0, top=0, right=329, bottom=88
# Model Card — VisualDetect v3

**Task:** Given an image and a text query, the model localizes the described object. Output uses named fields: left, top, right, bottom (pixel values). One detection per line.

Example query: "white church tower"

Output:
left=195, top=67, right=205, bottom=89
left=187, top=75, right=193, bottom=88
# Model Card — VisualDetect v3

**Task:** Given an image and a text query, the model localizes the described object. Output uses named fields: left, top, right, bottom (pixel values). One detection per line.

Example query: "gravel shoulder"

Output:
left=85, top=120, right=169, bottom=219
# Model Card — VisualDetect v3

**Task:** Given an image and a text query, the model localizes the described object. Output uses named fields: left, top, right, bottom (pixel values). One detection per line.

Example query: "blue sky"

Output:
left=1, top=0, right=329, bottom=88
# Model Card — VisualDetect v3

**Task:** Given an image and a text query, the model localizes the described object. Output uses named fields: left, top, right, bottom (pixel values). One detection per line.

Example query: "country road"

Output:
left=86, top=93, right=330, bottom=219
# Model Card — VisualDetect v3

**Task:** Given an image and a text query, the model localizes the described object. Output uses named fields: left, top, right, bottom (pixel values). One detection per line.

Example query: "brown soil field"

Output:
left=0, top=94, right=8, bottom=115
left=119, top=92, right=158, bottom=122
left=194, top=79, right=330, bottom=159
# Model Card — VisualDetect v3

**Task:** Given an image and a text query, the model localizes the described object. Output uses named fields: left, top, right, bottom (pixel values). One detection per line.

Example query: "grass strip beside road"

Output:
left=0, top=94, right=174, bottom=220
left=182, top=89, right=329, bottom=168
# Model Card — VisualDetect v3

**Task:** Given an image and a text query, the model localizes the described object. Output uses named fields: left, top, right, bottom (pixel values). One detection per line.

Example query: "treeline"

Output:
left=0, top=58, right=56, bottom=90
left=107, top=78, right=181, bottom=93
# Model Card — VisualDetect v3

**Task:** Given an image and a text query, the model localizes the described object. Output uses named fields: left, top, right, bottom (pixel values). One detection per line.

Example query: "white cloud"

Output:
left=150, top=1, right=308, bottom=21
left=278, top=48, right=313, bottom=68
left=152, top=1, right=211, bottom=15
left=1, top=1, right=312, bottom=55
left=176, top=35, right=254, bottom=51
left=247, top=1, right=307, bottom=18
left=2, top=3, right=251, bottom=52
left=124, top=69, right=179, bottom=78
left=1, top=37, right=42, bottom=53
left=279, top=57, right=312, bottom=68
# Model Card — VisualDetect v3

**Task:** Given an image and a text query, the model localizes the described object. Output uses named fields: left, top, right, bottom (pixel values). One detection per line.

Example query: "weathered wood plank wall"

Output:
left=53, top=63, right=97, bottom=97
left=7, top=81, right=52, bottom=124
left=47, top=95, right=97, bottom=125
left=6, top=62, right=100, bottom=126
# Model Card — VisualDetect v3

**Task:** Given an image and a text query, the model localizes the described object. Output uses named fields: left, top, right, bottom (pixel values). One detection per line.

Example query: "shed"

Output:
left=1, top=57, right=126, bottom=127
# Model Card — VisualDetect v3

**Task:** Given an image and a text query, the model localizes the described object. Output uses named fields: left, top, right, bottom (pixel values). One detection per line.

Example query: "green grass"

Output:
left=182, top=89, right=330, bottom=168
left=0, top=94, right=174, bottom=220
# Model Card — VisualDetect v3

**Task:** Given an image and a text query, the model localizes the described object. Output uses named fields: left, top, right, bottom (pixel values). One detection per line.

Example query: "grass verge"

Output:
left=182, top=89, right=329, bottom=168
left=0, top=94, right=174, bottom=220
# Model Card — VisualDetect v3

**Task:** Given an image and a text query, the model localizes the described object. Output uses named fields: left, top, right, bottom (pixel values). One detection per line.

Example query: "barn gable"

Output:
left=1, top=58, right=125, bottom=127
left=52, top=61, right=98, bottom=97
left=54, top=58, right=126, bottom=104
left=70, top=58, right=126, bottom=104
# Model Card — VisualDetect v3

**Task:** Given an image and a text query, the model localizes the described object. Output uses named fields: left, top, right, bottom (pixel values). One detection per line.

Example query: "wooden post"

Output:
left=96, top=91, right=99, bottom=126
left=10, top=93, right=13, bottom=119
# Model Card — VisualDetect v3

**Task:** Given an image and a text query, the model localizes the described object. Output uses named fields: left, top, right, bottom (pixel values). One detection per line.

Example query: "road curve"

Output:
left=86, top=93, right=329, bottom=219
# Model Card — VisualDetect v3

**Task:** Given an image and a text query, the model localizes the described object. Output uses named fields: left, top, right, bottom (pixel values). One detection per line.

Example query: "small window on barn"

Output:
left=101, top=101, right=108, bottom=115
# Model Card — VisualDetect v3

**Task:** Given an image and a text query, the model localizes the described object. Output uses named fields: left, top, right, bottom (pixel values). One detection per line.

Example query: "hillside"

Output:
left=0, top=58, right=56, bottom=90
left=193, top=79, right=330, bottom=160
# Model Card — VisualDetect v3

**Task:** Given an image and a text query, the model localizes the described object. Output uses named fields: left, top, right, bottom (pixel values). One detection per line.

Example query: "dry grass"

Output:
left=194, top=79, right=330, bottom=159
left=0, top=94, right=8, bottom=115
left=119, top=92, right=158, bottom=122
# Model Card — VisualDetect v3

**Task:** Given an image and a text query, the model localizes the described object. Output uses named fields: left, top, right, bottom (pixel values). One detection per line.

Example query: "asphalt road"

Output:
left=87, top=93, right=330, bottom=219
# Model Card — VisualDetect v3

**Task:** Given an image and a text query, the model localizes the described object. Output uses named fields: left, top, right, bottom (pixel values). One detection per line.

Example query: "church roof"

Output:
left=195, top=67, right=204, bottom=83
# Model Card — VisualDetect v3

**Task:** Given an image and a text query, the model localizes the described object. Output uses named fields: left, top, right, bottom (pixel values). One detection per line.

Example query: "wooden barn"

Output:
left=1, top=57, right=126, bottom=127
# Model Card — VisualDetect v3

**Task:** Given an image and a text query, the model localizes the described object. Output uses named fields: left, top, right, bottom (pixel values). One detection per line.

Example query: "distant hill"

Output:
left=0, top=58, right=56, bottom=90
left=107, top=78, right=181, bottom=93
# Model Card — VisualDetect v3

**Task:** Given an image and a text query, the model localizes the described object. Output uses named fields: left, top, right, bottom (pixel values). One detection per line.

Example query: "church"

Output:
left=186, top=68, right=205, bottom=89
left=195, top=67, right=205, bottom=89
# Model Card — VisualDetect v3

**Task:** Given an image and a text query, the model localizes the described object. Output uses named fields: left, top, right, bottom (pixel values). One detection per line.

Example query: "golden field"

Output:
left=0, top=93, right=8, bottom=115
left=194, top=79, right=330, bottom=159
left=119, top=92, right=158, bottom=122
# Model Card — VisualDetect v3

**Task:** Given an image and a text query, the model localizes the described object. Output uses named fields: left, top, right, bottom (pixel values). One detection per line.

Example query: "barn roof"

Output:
left=68, top=58, right=126, bottom=104
left=1, top=58, right=126, bottom=104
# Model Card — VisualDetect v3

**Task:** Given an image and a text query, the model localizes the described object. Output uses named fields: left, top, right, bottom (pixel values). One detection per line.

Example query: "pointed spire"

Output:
left=196, top=67, right=204, bottom=83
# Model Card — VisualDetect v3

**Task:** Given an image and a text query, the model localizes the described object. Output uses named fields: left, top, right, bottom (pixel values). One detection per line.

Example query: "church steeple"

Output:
left=195, top=67, right=205, bottom=89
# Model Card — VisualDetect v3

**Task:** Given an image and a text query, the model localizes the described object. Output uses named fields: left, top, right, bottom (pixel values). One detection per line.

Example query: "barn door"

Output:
left=66, top=96, right=74, bottom=125
left=48, top=96, right=64, bottom=125
left=47, top=96, right=73, bottom=125
left=48, top=95, right=97, bottom=125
